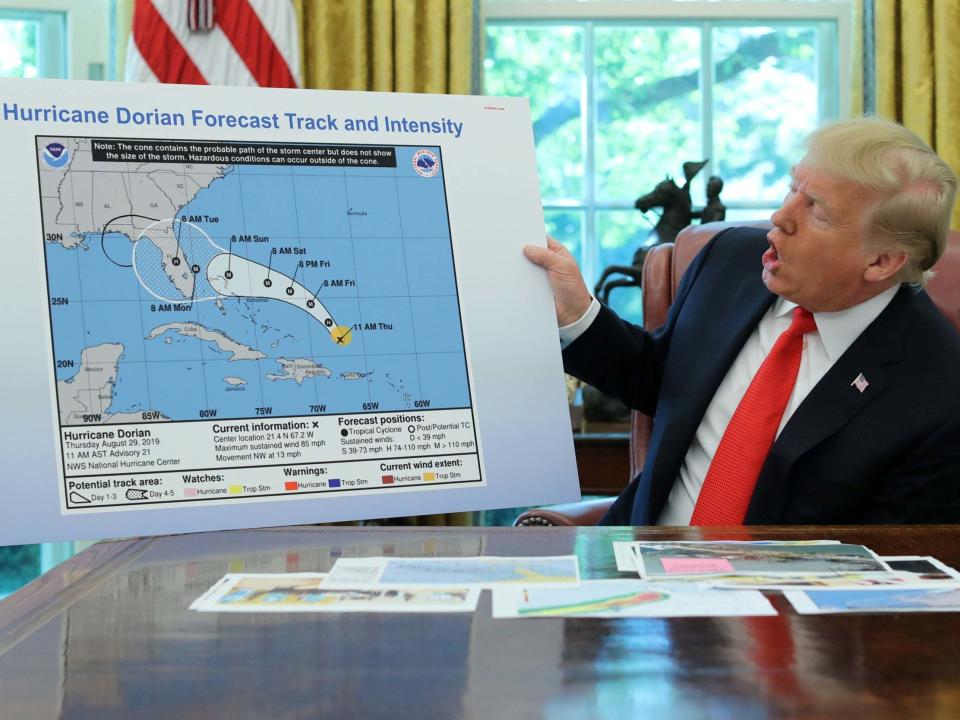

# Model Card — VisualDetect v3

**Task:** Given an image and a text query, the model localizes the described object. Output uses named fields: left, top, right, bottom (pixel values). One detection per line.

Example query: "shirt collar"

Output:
left=773, top=284, right=900, bottom=362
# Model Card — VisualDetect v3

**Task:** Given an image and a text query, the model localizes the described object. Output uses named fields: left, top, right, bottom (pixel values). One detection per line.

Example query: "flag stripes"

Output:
left=217, top=0, right=297, bottom=88
left=131, top=0, right=207, bottom=85
left=127, top=0, right=299, bottom=88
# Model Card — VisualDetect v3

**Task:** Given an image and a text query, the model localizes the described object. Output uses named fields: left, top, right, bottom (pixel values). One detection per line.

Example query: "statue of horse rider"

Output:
left=594, top=160, right=723, bottom=305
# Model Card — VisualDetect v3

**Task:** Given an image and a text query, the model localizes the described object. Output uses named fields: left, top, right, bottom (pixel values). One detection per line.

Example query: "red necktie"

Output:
left=690, top=307, right=818, bottom=525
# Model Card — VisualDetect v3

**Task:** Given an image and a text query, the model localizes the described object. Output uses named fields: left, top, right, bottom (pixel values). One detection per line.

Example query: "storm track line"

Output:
left=206, top=253, right=352, bottom=346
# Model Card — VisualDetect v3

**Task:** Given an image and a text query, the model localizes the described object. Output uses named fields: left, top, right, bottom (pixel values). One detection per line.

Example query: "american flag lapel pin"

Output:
left=851, top=373, right=869, bottom=393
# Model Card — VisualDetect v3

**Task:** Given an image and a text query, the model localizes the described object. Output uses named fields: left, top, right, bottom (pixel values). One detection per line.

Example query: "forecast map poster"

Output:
left=42, top=137, right=479, bottom=510
left=0, top=79, right=578, bottom=544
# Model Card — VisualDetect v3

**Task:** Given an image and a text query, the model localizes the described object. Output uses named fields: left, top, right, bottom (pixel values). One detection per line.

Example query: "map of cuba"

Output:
left=38, top=137, right=470, bottom=426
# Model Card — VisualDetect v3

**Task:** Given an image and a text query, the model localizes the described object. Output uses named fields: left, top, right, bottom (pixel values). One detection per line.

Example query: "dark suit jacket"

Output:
left=564, top=227, right=960, bottom=525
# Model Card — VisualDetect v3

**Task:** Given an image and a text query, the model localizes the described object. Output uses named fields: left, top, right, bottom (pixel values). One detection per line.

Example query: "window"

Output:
left=0, top=543, right=80, bottom=600
left=0, top=0, right=109, bottom=81
left=0, top=2, right=110, bottom=595
left=484, top=1, right=851, bottom=320
left=0, top=8, right=66, bottom=78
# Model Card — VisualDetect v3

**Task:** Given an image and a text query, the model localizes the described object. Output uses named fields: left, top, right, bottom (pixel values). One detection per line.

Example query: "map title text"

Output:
left=2, top=102, right=466, bottom=138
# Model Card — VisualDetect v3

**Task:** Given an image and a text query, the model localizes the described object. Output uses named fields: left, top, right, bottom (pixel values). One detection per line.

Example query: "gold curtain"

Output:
left=851, top=0, right=864, bottom=116
left=875, top=0, right=960, bottom=227
left=294, top=0, right=474, bottom=94
left=114, top=0, right=134, bottom=80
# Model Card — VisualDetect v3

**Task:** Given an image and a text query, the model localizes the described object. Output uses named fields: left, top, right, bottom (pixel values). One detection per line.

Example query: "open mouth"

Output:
left=762, top=239, right=782, bottom=273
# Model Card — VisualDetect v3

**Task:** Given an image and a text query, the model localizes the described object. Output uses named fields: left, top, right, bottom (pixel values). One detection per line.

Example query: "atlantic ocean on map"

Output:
left=39, top=137, right=470, bottom=425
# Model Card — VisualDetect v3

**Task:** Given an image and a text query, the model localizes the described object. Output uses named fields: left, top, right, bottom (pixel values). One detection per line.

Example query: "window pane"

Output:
left=713, top=25, right=819, bottom=204
left=544, top=208, right=584, bottom=264
left=0, top=19, right=38, bottom=78
left=485, top=25, right=584, bottom=201
left=0, top=544, right=40, bottom=598
left=594, top=26, right=702, bottom=204
left=595, top=209, right=649, bottom=322
left=723, top=207, right=773, bottom=224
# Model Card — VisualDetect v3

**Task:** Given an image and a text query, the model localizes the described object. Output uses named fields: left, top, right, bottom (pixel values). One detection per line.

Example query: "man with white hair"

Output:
left=525, top=117, right=960, bottom=525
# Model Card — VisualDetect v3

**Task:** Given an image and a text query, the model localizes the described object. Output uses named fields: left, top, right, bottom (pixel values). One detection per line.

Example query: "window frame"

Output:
left=484, top=0, right=853, bottom=287
left=0, top=0, right=109, bottom=79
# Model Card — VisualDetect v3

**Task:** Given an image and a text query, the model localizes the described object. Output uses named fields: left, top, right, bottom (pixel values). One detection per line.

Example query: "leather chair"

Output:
left=515, top=221, right=960, bottom=526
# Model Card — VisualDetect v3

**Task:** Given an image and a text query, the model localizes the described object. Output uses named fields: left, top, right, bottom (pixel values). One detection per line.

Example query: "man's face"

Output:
left=764, top=162, right=878, bottom=312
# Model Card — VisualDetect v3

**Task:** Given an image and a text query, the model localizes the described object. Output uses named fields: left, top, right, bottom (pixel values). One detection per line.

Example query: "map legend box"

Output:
left=422, top=472, right=436, bottom=481
left=329, top=479, right=342, bottom=489
left=382, top=475, right=394, bottom=484
left=284, top=481, right=299, bottom=491
left=228, top=485, right=243, bottom=495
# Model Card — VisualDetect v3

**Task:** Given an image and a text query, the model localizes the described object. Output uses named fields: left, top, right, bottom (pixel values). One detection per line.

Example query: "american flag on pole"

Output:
left=125, top=0, right=301, bottom=88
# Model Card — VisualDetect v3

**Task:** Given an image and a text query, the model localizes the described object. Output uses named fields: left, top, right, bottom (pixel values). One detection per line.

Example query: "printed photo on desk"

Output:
left=694, top=555, right=960, bottom=590
left=491, top=580, right=776, bottom=618
left=631, top=541, right=891, bottom=579
left=612, top=539, right=841, bottom=573
left=321, top=555, right=580, bottom=588
left=190, top=573, right=480, bottom=613
left=785, top=586, right=960, bottom=614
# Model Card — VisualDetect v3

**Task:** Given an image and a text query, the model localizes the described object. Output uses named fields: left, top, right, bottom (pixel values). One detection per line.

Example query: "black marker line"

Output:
left=100, top=213, right=159, bottom=267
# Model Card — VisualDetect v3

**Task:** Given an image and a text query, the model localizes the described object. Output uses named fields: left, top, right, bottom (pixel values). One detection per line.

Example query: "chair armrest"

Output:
left=514, top=497, right=614, bottom=526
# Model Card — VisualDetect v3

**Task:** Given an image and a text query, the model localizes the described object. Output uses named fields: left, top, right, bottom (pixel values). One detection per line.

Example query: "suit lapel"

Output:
left=645, top=276, right=776, bottom=520
left=681, top=280, right=776, bottom=406
left=744, top=287, right=911, bottom=523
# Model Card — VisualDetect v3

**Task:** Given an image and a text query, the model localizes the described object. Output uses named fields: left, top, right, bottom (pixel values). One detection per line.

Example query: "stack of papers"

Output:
left=190, top=553, right=776, bottom=618
left=189, top=542, right=960, bottom=617
left=613, top=540, right=960, bottom=614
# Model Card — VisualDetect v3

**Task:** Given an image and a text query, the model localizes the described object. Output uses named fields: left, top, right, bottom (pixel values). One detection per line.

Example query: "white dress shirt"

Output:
left=561, top=286, right=900, bottom=525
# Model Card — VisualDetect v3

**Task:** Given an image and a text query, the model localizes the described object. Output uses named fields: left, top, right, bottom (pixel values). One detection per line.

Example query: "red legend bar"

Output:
left=381, top=475, right=395, bottom=484
left=284, top=481, right=298, bottom=491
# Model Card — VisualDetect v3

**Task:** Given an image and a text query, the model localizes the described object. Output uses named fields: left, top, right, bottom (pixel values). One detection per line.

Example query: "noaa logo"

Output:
left=412, top=149, right=439, bottom=177
left=42, top=142, right=70, bottom=169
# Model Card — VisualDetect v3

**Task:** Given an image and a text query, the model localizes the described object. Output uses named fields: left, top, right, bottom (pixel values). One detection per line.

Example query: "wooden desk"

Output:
left=2, top=525, right=959, bottom=719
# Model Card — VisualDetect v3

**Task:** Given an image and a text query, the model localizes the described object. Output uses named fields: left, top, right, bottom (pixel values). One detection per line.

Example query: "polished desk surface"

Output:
left=2, top=525, right=959, bottom=720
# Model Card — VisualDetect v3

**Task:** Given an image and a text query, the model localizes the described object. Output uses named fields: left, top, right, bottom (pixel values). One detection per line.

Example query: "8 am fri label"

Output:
left=58, top=408, right=482, bottom=511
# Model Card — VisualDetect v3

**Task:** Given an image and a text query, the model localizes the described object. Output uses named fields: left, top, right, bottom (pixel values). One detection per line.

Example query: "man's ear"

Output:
left=863, top=250, right=909, bottom=283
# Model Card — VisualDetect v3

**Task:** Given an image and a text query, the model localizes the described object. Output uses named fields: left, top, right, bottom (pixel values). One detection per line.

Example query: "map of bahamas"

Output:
left=39, top=136, right=470, bottom=426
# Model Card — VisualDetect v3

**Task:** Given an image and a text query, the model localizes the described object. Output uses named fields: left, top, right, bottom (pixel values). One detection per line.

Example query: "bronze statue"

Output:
left=694, top=176, right=727, bottom=224
left=594, top=161, right=725, bottom=305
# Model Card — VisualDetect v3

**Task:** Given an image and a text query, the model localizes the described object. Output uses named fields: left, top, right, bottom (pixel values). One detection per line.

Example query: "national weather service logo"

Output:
left=42, top=142, right=70, bottom=169
left=412, top=149, right=439, bottom=177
